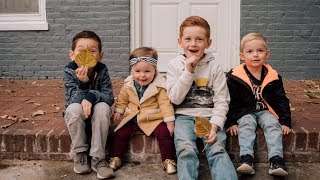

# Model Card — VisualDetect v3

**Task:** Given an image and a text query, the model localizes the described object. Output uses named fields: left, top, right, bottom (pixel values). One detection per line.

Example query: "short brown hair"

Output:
left=240, top=32, right=268, bottom=52
left=179, top=16, right=211, bottom=39
left=129, top=47, right=158, bottom=60
left=72, top=31, right=102, bottom=52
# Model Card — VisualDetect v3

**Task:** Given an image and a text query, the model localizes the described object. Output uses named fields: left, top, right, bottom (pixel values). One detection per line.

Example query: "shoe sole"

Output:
left=91, top=166, right=115, bottom=179
left=73, top=167, right=91, bottom=174
left=268, top=168, right=288, bottom=176
left=237, top=164, right=255, bottom=175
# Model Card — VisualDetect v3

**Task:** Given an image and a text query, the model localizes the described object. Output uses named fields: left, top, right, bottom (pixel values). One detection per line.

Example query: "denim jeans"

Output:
left=174, top=115, right=237, bottom=180
left=64, top=102, right=112, bottom=159
left=237, top=110, right=283, bottom=159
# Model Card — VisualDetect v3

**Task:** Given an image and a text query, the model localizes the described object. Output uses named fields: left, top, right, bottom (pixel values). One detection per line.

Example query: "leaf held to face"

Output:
left=194, top=116, right=212, bottom=138
left=74, top=48, right=97, bottom=67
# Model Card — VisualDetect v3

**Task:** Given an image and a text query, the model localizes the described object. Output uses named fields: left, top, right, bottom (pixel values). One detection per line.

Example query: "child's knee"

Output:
left=93, top=102, right=111, bottom=115
left=64, top=103, right=83, bottom=124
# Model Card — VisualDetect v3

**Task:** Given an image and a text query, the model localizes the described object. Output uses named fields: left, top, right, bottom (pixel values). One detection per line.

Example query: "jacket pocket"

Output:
left=145, top=108, right=162, bottom=121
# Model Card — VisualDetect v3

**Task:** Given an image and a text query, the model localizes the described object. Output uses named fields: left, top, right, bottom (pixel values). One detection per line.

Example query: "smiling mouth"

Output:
left=189, top=49, right=198, bottom=53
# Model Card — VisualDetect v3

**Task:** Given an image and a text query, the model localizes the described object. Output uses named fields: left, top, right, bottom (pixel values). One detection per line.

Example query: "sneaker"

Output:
left=163, top=159, right=177, bottom=174
left=91, top=158, right=115, bottom=179
left=268, top=155, right=288, bottom=176
left=237, top=154, right=255, bottom=174
left=73, top=152, right=91, bottom=174
left=108, top=157, right=122, bottom=170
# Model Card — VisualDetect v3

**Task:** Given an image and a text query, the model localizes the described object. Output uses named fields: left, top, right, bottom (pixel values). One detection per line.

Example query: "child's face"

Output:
left=178, top=26, right=212, bottom=59
left=131, top=61, right=156, bottom=87
left=240, top=39, right=270, bottom=68
left=69, top=38, right=103, bottom=63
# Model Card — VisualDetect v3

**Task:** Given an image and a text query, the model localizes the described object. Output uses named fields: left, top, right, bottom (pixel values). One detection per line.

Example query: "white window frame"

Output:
left=0, top=0, right=48, bottom=31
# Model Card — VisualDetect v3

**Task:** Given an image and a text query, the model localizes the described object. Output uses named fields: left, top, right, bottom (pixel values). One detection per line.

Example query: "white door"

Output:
left=130, top=0, right=240, bottom=72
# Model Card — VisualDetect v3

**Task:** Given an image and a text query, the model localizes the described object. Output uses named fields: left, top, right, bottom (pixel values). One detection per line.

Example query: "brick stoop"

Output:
left=0, top=79, right=319, bottom=163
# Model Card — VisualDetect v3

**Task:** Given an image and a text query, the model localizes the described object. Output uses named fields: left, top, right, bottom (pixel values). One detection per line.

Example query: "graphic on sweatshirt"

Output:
left=175, top=77, right=214, bottom=109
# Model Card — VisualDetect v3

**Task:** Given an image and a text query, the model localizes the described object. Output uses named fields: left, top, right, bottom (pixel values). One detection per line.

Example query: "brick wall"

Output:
left=241, top=0, right=320, bottom=79
left=0, top=0, right=319, bottom=79
left=0, top=0, right=130, bottom=79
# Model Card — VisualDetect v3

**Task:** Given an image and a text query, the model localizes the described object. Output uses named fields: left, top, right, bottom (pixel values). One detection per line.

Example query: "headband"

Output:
left=129, top=56, right=157, bottom=68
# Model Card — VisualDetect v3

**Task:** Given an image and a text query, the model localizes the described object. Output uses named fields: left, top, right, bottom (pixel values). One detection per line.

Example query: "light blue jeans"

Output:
left=174, top=115, right=237, bottom=180
left=237, top=110, right=283, bottom=159
left=64, top=102, right=112, bottom=159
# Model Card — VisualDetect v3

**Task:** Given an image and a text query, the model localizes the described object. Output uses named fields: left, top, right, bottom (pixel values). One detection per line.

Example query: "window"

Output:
left=0, top=0, right=48, bottom=31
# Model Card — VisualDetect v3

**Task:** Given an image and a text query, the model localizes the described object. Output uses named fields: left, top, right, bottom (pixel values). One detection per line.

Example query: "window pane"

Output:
left=0, top=0, right=39, bottom=14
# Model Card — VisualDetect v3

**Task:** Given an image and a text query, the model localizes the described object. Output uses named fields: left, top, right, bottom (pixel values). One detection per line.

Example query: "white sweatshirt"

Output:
left=166, top=53, right=230, bottom=129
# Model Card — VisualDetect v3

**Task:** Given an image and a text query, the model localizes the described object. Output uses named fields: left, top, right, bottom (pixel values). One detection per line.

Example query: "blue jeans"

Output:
left=64, top=102, right=112, bottom=159
left=237, top=110, right=283, bottom=159
left=174, top=115, right=237, bottom=180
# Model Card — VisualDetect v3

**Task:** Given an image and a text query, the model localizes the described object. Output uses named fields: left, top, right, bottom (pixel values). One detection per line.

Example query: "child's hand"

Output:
left=113, top=112, right=122, bottom=122
left=204, top=123, right=219, bottom=144
left=166, top=122, right=175, bottom=136
left=185, top=56, right=200, bottom=73
left=75, top=66, right=89, bottom=83
left=282, top=125, right=291, bottom=135
left=81, top=99, right=92, bottom=119
left=226, top=125, right=239, bottom=136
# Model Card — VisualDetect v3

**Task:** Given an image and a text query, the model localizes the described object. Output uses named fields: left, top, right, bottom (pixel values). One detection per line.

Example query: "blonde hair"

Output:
left=179, top=16, right=211, bottom=39
left=240, top=32, right=268, bottom=52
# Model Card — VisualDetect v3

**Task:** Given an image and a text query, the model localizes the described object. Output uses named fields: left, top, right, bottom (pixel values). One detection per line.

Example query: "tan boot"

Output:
left=109, top=157, right=122, bottom=170
left=163, top=159, right=177, bottom=174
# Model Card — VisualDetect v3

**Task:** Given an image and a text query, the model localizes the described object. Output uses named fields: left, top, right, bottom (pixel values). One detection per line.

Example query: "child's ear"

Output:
left=206, top=39, right=212, bottom=49
left=178, top=38, right=182, bottom=48
left=69, top=50, right=75, bottom=61
left=98, top=52, right=104, bottom=62
left=240, top=52, right=245, bottom=61
left=266, top=50, right=270, bottom=59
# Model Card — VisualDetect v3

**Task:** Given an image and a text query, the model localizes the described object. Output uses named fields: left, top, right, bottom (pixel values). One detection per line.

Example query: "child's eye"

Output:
left=247, top=50, right=252, bottom=53
left=258, top=50, right=264, bottom=52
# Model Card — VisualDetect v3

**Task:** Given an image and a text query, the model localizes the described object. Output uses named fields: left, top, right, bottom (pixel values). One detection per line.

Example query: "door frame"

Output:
left=130, top=0, right=241, bottom=71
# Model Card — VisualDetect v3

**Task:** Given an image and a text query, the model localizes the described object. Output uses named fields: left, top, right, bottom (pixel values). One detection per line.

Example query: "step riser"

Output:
left=1, top=131, right=320, bottom=162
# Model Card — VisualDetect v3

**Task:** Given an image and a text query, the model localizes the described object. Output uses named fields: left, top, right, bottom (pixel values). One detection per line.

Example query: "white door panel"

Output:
left=131, top=0, right=240, bottom=72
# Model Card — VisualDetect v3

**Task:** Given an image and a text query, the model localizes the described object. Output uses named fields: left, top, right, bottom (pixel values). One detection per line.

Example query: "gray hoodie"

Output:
left=166, top=53, right=230, bottom=129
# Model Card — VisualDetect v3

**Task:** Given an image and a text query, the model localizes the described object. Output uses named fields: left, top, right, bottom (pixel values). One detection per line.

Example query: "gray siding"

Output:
left=0, top=0, right=130, bottom=79
left=241, top=0, right=320, bottom=79
left=0, top=0, right=319, bottom=79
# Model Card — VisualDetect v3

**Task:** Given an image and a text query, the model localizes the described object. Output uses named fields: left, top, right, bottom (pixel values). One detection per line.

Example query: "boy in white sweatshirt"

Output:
left=166, top=16, right=237, bottom=180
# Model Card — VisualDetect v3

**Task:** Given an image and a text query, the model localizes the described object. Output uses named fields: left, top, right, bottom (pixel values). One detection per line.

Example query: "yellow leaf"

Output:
left=194, top=116, right=212, bottom=138
left=0, top=115, right=9, bottom=119
left=32, top=110, right=45, bottom=117
left=75, top=48, right=97, bottom=67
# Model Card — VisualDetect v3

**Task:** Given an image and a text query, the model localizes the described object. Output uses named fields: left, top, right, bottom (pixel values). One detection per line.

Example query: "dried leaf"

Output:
left=34, top=103, right=41, bottom=106
left=306, top=101, right=319, bottom=104
left=0, top=115, right=9, bottom=119
left=26, top=100, right=36, bottom=104
left=32, top=110, right=45, bottom=117
left=7, top=115, right=18, bottom=121
left=32, top=81, right=37, bottom=85
left=5, top=89, right=15, bottom=93
left=75, top=48, right=97, bottom=67
left=1, top=121, right=17, bottom=129
left=54, top=107, right=61, bottom=113
left=194, top=116, right=212, bottom=138
left=19, top=117, right=31, bottom=122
